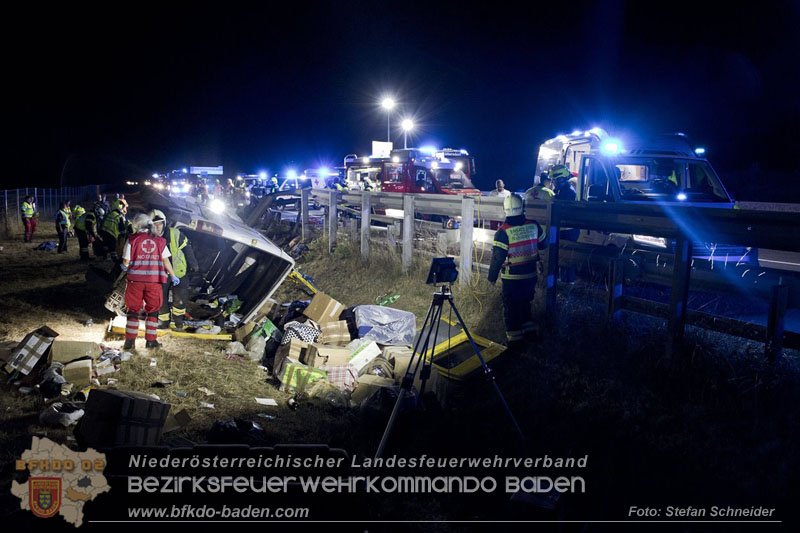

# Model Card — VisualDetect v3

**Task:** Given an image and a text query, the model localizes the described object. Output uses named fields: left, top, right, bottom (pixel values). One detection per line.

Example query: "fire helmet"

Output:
left=148, top=209, right=167, bottom=236
left=503, top=193, right=524, bottom=217
left=549, top=164, right=571, bottom=181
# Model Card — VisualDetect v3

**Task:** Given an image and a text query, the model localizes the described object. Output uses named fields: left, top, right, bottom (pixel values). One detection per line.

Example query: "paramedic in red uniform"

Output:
left=120, top=214, right=179, bottom=350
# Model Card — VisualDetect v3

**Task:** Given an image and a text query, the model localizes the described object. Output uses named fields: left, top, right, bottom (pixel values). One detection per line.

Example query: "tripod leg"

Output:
left=418, top=300, right=445, bottom=397
left=447, top=299, right=527, bottom=443
left=376, top=296, right=438, bottom=458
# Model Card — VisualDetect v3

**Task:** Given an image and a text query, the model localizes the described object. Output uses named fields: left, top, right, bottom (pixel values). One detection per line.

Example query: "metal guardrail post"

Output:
left=666, top=237, right=693, bottom=360
left=301, top=188, right=310, bottom=241
left=459, top=196, right=474, bottom=285
left=545, top=202, right=560, bottom=320
left=766, top=284, right=788, bottom=363
left=402, top=195, right=414, bottom=272
left=607, top=258, right=624, bottom=326
left=361, top=192, right=371, bottom=261
left=328, top=190, right=337, bottom=253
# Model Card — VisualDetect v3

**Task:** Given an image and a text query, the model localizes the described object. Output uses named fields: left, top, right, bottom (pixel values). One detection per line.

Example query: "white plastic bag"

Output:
left=354, top=305, right=415, bottom=346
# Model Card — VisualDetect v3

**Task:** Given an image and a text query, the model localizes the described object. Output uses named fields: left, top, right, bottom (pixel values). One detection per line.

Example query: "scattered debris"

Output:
left=199, top=402, right=215, bottom=409
left=39, top=402, right=85, bottom=427
left=149, top=358, right=157, bottom=367
left=255, top=398, right=277, bottom=406
left=197, top=387, right=215, bottom=396
left=153, top=380, right=174, bottom=388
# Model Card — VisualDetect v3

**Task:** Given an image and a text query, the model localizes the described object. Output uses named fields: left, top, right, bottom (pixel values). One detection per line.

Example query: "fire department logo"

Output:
left=141, top=238, right=157, bottom=254
left=29, top=478, right=62, bottom=518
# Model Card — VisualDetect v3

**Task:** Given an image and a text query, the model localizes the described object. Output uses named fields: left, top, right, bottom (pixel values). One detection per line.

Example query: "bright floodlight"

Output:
left=152, top=173, right=159, bottom=178
left=381, top=97, right=396, bottom=110
left=392, top=156, right=400, bottom=163
left=182, top=168, right=188, bottom=173
left=694, top=147, right=706, bottom=155
left=287, top=170, right=297, bottom=178
left=362, top=157, right=370, bottom=164
left=319, top=167, right=329, bottom=176
left=677, top=193, right=688, bottom=201
left=601, top=140, right=622, bottom=155
left=454, top=162, right=463, bottom=171
left=259, top=171, right=267, bottom=179
left=209, top=199, right=225, bottom=214
left=401, top=119, right=414, bottom=131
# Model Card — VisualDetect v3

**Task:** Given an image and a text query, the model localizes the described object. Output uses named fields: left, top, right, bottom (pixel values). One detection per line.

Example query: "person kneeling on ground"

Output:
left=121, top=213, right=179, bottom=350
left=487, top=193, right=547, bottom=348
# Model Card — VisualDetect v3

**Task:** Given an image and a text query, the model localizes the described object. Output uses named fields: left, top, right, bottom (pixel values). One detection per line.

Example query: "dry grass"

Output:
left=2, top=226, right=800, bottom=523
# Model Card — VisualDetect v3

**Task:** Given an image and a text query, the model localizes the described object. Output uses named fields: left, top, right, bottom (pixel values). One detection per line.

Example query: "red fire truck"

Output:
left=343, top=147, right=479, bottom=195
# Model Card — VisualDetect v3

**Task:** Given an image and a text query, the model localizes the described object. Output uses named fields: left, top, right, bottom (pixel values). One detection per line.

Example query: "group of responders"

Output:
left=128, top=475, right=587, bottom=494
left=128, top=454, right=588, bottom=470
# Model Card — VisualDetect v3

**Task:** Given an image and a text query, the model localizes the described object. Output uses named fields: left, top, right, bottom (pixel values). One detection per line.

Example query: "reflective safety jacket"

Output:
left=488, top=216, right=547, bottom=282
left=74, top=212, right=97, bottom=233
left=101, top=210, right=125, bottom=239
left=528, top=185, right=555, bottom=202
left=126, top=232, right=168, bottom=284
left=21, top=202, right=35, bottom=218
left=56, top=209, right=71, bottom=231
left=168, top=227, right=190, bottom=278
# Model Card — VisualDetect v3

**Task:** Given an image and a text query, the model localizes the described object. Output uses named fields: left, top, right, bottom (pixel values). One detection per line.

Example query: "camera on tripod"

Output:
left=426, top=257, right=458, bottom=285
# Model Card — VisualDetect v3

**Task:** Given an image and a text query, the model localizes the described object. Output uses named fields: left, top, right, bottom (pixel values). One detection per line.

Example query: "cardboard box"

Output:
left=278, top=362, right=327, bottom=393
left=63, top=360, right=93, bottom=387
left=50, top=341, right=102, bottom=363
left=4, top=326, right=59, bottom=375
left=348, top=340, right=382, bottom=372
left=302, top=292, right=345, bottom=324
left=258, top=298, right=279, bottom=317
left=76, top=389, right=171, bottom=447
left=351, top=375, right=395, bottom=406
left=320, top=321, right=351, bottom=345
left=383, top=346, right=414, bottom=383
left=318, top=364, right=358, bottom=392
left=233, top=322, right=257, bottom=343
left=305, top=344, right=351, bottom=368
left=274, top=338, right=309, bottom=378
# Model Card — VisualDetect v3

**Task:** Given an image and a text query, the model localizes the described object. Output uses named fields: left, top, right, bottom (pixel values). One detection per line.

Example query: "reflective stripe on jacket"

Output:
left=489, top=219, right=545, bottom=281
left=126, top=232, right=168, bottom=284
left=169, top=227, right=188, bottom=278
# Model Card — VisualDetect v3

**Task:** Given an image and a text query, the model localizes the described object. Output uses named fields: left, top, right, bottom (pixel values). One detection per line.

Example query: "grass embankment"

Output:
left=1, top=228, right=798, bottom=523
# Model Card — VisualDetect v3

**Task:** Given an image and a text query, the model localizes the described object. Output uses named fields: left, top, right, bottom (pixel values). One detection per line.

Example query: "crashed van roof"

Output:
left=148, top=193, right=293, bottom=264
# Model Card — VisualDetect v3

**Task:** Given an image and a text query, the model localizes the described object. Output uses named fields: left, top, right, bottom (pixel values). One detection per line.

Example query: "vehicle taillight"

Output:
left=196, top=220, right=223, bottom=236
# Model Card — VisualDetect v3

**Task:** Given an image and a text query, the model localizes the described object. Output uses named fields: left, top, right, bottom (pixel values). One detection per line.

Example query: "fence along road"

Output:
left=262, top=189, right=800, bottom=361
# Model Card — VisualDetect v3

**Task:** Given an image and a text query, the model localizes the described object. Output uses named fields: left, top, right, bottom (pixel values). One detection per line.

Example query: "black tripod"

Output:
left=375, top=284, right=526, bottom=458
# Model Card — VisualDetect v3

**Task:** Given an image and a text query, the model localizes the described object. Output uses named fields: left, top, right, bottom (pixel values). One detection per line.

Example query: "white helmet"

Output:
left=148, top=209, right=166, bottom=236
left=503, top=193, right=524, bottom=217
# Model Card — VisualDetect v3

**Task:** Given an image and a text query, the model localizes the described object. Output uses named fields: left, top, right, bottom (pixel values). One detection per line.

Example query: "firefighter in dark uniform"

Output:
left=150, top=210, right=199, bottom=330
left=488, top=193, right=547, bottom=346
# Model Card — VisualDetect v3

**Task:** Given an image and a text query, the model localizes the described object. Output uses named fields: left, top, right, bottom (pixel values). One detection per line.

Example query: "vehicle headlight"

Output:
left=183, top=184, right=191, bottom=192
left=209, top=199, right=226, bottom=214
left=633, top=235, right=667, bottom=248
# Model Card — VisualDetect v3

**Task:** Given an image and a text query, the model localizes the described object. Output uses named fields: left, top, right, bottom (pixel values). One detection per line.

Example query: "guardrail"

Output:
left=251, top=188, right=800, bottom=361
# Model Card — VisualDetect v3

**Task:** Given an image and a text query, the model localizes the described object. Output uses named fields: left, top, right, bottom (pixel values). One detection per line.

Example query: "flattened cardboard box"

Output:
left=302, top=292, right=345, bottom=324
left=4, top=326, right=59, bottom=375
left=320, top=320, right=351, bottom=345
left=305, top=344, right=351, bottom=368
left=50, top=340, right=102, bottom=363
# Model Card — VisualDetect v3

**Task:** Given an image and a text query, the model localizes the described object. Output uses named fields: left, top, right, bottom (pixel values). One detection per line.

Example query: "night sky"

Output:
left=9, top=1, right=800, bottom=201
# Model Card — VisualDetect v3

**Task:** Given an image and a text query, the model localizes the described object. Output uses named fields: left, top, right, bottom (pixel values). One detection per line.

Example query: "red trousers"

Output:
left=125, top=281, right=164, bottom=341
left=23, top=217, right=37, bottom=242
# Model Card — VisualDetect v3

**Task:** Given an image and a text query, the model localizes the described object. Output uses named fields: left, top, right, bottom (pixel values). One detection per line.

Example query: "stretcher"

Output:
left=108, top=316, right=232, bottom=340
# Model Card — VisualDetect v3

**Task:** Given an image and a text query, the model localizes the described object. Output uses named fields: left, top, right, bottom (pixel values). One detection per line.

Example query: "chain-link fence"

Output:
left=1, top=186, right=105, bottom=238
